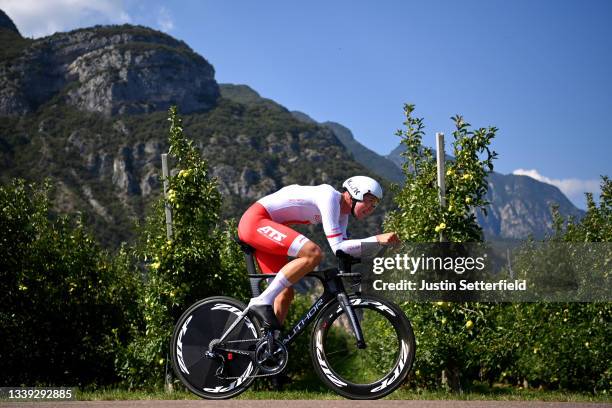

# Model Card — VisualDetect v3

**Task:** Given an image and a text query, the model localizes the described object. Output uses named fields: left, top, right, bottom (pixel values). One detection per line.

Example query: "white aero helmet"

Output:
left=342, top=176, right=383, bottom=201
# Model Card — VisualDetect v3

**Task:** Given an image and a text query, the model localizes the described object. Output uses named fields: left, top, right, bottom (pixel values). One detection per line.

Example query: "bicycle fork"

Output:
left=336, top=293, right=367, bottom=349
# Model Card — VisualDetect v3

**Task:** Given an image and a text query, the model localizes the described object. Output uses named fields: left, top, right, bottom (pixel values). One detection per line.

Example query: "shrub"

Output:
left=0, top=179, right=139, bottom=386
left=385, top=105, right=610, bottom=393
left=385, top=104, right=497, bottom=390
left=119, top=107, right=249, bottom=387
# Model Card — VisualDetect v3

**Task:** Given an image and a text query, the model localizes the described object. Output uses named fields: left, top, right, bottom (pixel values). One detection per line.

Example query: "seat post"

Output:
left=234, top=236, right=262, bottom=297
left=244, top=252, right=262, bottom=297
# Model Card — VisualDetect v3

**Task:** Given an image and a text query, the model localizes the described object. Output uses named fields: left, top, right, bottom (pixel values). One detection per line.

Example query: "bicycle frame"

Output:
left=213, top=251, right=367, bottom=351
left=279, top=268, right=351, bottom=347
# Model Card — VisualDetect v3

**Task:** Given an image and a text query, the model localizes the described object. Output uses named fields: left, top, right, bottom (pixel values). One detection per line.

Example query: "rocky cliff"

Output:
left=0, top=12, right=387, bottom=248
left=0, top=24, right=219, bottom=116
left=0, top=9, right=19, bottom=35
left=476, top=172, right=583, bottom=239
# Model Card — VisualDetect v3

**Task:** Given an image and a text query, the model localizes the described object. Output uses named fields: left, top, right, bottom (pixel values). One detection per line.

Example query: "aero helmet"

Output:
left=342, top=176, right=383, bottom=217
left=342, top=176, right=383, bottom=201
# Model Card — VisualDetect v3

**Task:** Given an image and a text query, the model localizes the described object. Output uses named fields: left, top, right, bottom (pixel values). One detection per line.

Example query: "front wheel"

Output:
left=310, top=295, right=415, bottom=399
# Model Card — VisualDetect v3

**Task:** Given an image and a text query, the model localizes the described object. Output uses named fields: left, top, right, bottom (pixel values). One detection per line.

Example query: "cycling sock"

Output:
left=249, top=272, right=291, bottom=306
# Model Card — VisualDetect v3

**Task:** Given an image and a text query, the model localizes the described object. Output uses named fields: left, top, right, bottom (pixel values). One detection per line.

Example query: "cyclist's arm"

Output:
left=319, top=191, right=379, bottom=257
left=331, top=236, right=379, bottom=257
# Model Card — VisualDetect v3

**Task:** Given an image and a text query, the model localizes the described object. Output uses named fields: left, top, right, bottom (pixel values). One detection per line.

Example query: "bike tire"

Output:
left=170, top=296, right=261, bottom=399
left=310, top=294, right=415, bottom=399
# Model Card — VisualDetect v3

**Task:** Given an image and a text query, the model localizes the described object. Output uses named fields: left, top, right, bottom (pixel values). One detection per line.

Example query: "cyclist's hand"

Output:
left=376, top=232, right=400, bottom=245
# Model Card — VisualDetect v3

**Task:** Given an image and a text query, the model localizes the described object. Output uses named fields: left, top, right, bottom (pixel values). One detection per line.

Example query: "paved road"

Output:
left=1, top=401, right=609, bottom=408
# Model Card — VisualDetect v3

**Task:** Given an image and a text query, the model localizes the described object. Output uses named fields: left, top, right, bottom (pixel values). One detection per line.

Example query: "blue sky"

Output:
left=1, top=0, right=610, bottom=208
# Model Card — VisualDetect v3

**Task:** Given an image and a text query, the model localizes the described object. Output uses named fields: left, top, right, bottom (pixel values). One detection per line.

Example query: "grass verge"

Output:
left=76, top=385, right=610, bottom=402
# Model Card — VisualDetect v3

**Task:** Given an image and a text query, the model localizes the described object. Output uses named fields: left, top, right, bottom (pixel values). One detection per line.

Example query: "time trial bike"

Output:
left=170, top=238, right=415, bottom=399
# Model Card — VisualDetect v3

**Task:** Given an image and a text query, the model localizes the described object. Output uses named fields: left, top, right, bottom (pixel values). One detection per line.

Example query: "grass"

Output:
left=75, top=385, right=611, bottom=402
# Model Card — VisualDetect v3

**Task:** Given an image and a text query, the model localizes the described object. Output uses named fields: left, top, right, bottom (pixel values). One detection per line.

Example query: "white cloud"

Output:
left=156, top=6, right=174, bottom=32
left=512, top=168, right=600, bottom=209
left=0, top=0, right=131, bottom=38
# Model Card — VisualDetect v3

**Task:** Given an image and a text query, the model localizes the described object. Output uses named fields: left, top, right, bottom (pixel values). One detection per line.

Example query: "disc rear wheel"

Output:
left=170, top=296, right=261, bottom=399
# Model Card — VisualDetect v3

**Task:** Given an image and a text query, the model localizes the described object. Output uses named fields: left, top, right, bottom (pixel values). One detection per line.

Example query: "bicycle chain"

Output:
left=218, top=370, right=281, bottom=380
left=223, top=338, right=261, bottom=344
left=215, top=337, right=286, bottom=380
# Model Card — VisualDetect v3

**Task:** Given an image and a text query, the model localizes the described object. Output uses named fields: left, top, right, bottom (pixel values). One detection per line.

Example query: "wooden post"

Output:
left=161, top=153, right=173, bottom=393
left=162, top=153, right=173, bottom=240
left=436, top=132, right=446, bottom=242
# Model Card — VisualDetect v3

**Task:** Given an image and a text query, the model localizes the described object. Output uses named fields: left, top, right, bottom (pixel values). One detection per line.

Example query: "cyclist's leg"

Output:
left=241, top=240, right=292, bottom=307
left=258, top=241, right=322, bottom=324
left=249, top=240, right=322, bottom=304
left=278, top=241, right=322, bottom=283
left=238, top=204, right=304, bottom=326
left=246, top=252, right=298, bottom=323
left=274, top=286, right=294, bottom=324
left=237, top=204, right=321, bottom=322
left=248, top=247, right=288, bottom=275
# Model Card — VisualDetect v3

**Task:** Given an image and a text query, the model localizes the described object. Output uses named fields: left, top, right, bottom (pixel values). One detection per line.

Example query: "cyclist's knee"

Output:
left=299, top=242, right=323, bottom=266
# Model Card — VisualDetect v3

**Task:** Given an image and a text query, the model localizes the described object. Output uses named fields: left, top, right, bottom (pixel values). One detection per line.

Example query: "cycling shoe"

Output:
left=249, top=304, right=281, bottom=330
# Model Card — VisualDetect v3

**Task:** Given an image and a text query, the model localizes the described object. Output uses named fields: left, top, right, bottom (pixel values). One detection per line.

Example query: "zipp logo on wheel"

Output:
left=257, top=226, right=287, bottom=242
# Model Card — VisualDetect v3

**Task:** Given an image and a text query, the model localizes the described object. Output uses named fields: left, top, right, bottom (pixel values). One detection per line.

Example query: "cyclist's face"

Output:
left=354, top=194, right=379, bottom=219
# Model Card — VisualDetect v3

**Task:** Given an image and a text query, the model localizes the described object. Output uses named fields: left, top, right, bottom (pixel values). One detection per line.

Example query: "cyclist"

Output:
left=237, top=176, right=399, bottom=330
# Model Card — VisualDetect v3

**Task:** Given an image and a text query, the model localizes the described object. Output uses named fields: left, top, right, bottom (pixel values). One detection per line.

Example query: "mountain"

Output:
left=0, top=24, right=219, bottom=117
left=0, top=10, right=583, bottom=247
left=0, top=9, right=19, bottom=35
left=218, top=87, right=404, bottom=182
left=289, top=101, right=585, bottom=239
left=220, top=84, right=287, bottom=113
left=476, top=172, right=583, bottom=239
left=0, top=14, right=386, bottom=250
left=293, top=115, right=405, bottom=184
left=386, top=143, right=405, bottom=169
left=0, top=9, right=31, bottom=62
left=290, top=110, right=317, bottom=124
left=219, top=83, right=585, bottom=240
